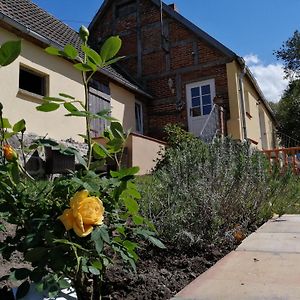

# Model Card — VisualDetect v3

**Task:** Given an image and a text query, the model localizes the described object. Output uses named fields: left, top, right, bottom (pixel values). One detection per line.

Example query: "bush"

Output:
left=139, top=125, right=300, bottom=250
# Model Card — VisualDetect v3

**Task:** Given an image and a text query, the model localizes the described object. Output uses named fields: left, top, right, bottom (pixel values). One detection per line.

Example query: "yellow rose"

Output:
left=3, top=144, right=18, bottom=162
left=59, top=190, right=104, bottom=237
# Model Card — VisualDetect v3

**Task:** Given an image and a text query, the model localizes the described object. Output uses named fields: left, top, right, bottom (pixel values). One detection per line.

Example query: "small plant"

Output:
left=0, top=28, right=164, bottom=300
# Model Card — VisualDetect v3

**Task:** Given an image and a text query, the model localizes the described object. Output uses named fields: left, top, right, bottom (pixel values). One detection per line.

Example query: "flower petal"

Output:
left=73, top=222, right=93, bottom=237
left=58, top=209, right=74, bottom=231
left=70, top=190, right=89, bottom=208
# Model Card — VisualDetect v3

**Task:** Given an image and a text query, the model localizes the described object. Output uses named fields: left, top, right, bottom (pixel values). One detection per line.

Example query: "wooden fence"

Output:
left=263, top=147, right=300, bottom=174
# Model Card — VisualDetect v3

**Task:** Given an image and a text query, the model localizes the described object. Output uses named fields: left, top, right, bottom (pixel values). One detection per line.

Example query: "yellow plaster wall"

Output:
left=226, top=61, right=275, bottom=150
left=110, top=82, right=136, bottom=132
left=0, top=28, right=85, bottom=141
left=226, top=61, right=242, bottom=140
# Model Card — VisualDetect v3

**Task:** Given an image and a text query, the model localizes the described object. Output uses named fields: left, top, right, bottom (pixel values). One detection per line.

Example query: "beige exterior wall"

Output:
left=0, top=27, right=85, bottom=141
left=110, top=82, right=136, bottom=133
left=95, top=133, right=165, bottom=175
left=226, top=61, right=242, bottom=140
left=226, top=61, right=275, bottom=150
left=129, top=134, right=165, bottom=175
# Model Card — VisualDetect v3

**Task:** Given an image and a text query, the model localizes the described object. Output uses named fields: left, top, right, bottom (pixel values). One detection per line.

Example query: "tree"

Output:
left=274, top=30, right=300, bottom=79
left=275, top=80, right=300, bottom=146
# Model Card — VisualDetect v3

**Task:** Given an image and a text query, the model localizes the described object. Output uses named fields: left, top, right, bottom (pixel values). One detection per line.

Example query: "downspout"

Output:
left=238, top=67, right=247, bottom=141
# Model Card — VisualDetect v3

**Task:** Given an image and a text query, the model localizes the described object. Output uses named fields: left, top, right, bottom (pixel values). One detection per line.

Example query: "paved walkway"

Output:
left=174, top=215, right=300, bottom=300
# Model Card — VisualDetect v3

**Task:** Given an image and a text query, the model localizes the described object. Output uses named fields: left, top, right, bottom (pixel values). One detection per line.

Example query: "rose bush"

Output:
left=0, top=30, right=165, bottom=300
left=59, top=190, right=105, bottom=237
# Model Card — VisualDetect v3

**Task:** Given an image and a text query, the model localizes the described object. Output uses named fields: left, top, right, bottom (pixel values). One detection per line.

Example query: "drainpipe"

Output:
left=238, top=67, right=247, bottom=141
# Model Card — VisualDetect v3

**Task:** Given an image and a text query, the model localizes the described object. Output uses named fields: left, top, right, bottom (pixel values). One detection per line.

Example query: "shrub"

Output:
left=139, top=125, right=294, bottom=250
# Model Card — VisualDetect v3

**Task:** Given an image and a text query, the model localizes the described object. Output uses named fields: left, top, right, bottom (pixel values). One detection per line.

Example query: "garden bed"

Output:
left=0, top=224, right=236, bottom=300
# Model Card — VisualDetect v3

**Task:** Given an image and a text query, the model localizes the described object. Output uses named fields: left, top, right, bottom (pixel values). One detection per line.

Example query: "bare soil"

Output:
left=0, top=222, right=236, bottom=299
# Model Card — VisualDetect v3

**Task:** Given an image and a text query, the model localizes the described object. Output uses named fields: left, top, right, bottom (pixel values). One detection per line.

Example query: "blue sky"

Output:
left=32, top=0, right=300, bottom=102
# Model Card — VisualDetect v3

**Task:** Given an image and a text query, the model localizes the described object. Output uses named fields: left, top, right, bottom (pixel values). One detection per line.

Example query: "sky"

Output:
left=32, top=0, right=300, bottom=102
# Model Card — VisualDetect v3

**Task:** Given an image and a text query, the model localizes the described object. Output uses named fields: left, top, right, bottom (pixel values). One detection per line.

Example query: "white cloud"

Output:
left=244, top=54, right=260, bottom=65
left=243, top=54, right=289, bottom=102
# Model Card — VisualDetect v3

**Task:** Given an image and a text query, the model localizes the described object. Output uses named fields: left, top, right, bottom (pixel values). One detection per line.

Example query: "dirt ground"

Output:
left=0, top=222, right=236, bottom=299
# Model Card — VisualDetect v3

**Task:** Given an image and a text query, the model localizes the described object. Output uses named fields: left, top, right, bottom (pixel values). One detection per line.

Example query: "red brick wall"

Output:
left=90, top=0, right=231, bottom=139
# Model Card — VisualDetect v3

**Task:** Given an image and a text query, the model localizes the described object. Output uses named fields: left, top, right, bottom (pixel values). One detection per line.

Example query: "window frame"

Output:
left=18, top=64, right=48, bottom=99
left=135, top=100, right=144, bottom=135
left=188, top=79, right=215, bottom=118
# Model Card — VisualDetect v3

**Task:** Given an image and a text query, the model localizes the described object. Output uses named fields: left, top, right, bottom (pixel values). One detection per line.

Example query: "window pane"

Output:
left=192, top=97, right=200, bottom=107
left=191, top=87, right=200, bottom=97
left=201, top=85, right=210, bottom=95
left=19, top=68, right=46, bottom=96
left=202, top=95, right=211, bottom=105
left=135, top=103, right=143, bottom=133
left=192, top=107, right=201, bottom=117
left=203, top=105, right=212, bottom=115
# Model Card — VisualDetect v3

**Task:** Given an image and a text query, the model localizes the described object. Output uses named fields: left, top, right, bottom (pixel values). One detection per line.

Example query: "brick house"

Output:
left=89, top=0, right=277, bottom=150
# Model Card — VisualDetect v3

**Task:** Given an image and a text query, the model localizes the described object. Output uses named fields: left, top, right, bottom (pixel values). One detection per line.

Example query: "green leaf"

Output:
left=99, top=225, right=110, bottom=244
left=65, top=110, right=91, bottom=117
left=0, top=40, right=21, bottom=66
left=0, top=118, right=12, bottom=128
left=93, top=143, right=111, bottom=159
left=103, top=56, right=124, bottom=67
left=100, top=36, right=122, bottom=62
left=88, top=266, right=100, bottom=275
left=110, top=122, right=125, bottom=139
left=111, top=167, right=140, bottom=179
left=92, top=260, right=103, bottom=270
left=13, top=119, right=26, bottom=133
left=64, top=102, right=79, bottom=113
left=58, top=278, right=71, bottom=289
left=64, top=44, right=78, bottom=59
left=148, top=236, right=166, bottom=249
left=43, top=96, right=65, bottom=103
left=36, top=102, right=60, bottom=112
left=59, top=93, right=75, bottom=100
left=73, top=63, right=94, bottom=72
left=86, top=60, right=98, bottom=72
left=45, top=46, right=63, bottom=56
left=16, top=280, right=30, bottom=299
left=123, top=197, right=139, bottom=214
left=9, top=268, right=31, bottom=281
left=81, top=45, right=102, bottom=66
left=3, top=132, right=15, bottom=139
left=133, top=215, right=144, bottom=225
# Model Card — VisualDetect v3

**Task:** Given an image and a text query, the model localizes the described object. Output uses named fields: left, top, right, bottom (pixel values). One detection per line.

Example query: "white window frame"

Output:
left=135, top=101, right=144, bottom=134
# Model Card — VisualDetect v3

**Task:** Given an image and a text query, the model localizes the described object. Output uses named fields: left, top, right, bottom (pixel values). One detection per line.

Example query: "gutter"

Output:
left=0, top=12, right=63, bottom=50
left=0, top=12, right=152, bottom=99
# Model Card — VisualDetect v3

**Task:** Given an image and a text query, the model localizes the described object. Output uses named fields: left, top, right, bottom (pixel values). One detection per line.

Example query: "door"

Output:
left=186, top=79, right=216, bottom=137
left=89, top=86, right=111, bottom=138
left=259, top=107, right=268, bottom=149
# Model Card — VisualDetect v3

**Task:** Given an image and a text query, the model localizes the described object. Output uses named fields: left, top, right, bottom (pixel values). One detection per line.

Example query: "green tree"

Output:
left=275, top=80, right=300, bottom=146
left=274, top=30, right=300, bottom=79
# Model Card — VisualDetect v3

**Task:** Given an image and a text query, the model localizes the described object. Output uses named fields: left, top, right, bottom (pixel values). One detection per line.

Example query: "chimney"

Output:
left=168, top=3, right=178, bottom=12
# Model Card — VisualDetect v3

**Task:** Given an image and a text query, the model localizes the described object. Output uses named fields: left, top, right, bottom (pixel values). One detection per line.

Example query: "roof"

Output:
left=0, top=0, right=151, bottom=98
left=89, top=0, right=275, bottom=120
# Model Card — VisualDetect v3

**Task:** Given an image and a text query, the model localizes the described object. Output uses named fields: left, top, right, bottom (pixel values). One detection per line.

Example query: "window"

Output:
left=135, top=101, right=143, bottom=134
left=19, top=67, right=47, bottom=97
left=190, top=83, right=213, bottom=117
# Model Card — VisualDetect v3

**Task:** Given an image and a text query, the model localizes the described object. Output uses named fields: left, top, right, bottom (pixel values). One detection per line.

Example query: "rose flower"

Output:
left=59, top=190, right=104, bottom=237
left=3, top=144, right=18, bottom=162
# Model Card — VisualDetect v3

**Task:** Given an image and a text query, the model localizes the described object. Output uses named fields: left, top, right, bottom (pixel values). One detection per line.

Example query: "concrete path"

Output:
left=174, top=215, right=300, bottom=300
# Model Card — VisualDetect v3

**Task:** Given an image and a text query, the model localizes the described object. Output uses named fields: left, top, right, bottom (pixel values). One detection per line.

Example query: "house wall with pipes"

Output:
left=226, top=60, right=276, bottom=150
